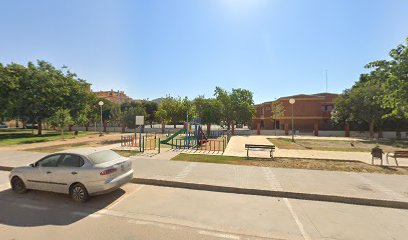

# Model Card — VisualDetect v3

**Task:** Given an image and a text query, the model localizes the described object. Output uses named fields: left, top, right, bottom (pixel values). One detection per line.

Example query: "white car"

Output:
left=9, top=148, right=134, bottom=202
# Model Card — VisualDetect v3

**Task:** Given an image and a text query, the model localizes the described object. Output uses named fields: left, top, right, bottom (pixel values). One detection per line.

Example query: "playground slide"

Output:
left=160, top=128, right=185, bottom=144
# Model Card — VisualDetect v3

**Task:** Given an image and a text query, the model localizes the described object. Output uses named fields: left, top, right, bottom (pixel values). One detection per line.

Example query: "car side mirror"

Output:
left=30, top=163, right=36, bottom=167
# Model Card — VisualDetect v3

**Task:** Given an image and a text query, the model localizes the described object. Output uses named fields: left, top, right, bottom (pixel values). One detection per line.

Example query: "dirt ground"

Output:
left=268, top=138, right=408, bottom=152
left=172, top=153, right=408, bottom=175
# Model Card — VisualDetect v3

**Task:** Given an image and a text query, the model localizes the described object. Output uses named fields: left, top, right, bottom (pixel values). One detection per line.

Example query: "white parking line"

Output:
left=0, top=183, right=9, bottom=191
left=107, top=185, right=144, bottom=210
left=198, top=230, right=240, bottom=240
left=262, top=167, right=311, bottom=240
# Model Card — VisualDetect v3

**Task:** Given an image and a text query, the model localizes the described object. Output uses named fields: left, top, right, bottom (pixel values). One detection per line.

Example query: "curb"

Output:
left=131, top=178, right=408, bottom=210
left=0, top=166, right=13, bottom=171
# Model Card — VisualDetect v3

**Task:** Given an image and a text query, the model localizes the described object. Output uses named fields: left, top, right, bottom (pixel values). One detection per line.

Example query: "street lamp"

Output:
left=98, top=101, right=104, bottom=135
left=289, top=98, right=296, bottom=142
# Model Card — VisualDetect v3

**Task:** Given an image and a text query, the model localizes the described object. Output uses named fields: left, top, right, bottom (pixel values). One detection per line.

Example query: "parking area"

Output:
left=1, top=170, right=408, bottom=240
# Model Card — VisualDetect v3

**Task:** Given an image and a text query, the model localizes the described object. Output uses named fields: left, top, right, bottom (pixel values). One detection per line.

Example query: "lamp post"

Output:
left=289, top=98, right=296, bottom=142
left=98, top=101, right=104, bottom=136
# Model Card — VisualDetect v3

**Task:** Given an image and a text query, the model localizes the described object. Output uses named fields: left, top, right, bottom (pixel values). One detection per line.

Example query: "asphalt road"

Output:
left=1, top=170, right=408, bottom=240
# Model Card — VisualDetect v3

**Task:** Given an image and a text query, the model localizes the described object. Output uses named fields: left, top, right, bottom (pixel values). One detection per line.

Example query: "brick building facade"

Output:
left=252, top=93, right=338, bottom=133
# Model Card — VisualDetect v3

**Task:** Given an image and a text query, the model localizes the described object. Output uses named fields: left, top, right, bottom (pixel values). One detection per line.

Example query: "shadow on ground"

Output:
left=0, top=187, right=125, bottom=227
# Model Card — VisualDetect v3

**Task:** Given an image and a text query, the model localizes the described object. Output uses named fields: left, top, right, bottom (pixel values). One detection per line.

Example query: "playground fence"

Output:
left=171, top=137, right=227, bottom=152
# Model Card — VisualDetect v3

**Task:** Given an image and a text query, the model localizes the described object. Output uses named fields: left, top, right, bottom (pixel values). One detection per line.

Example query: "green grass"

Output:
left=0, top=129, right=93, bottom=146
left=171, top=153, right=408, bottom=175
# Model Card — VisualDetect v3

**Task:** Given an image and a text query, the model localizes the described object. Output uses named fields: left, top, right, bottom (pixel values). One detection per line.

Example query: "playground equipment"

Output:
left=121, top=132, right=161, bottom=153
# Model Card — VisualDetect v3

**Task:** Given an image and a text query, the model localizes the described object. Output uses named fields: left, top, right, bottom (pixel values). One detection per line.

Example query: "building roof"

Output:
left=255, top=93, right=338, bottom=105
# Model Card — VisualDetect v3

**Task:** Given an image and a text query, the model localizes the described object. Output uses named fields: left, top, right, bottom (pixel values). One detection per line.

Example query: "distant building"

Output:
left=252, top=93, right=338, bottom=132
left=95, top=89, right=133, bottom=104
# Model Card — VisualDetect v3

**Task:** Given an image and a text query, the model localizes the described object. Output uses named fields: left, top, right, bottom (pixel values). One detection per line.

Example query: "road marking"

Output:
left=128, top=219, right=177, bottom=230
left=198, top=230, right=240, bottom=240
left=174, top=162, right=197, bottom=181
left=71, top=211, right=102, bottom=218
left=0, top=183, right=9, bottom=191
left=262, top=167, right=311, bottom=240
left=107, top=185, right=144, bottom=210
left=19, top=203, right=48, bottom=211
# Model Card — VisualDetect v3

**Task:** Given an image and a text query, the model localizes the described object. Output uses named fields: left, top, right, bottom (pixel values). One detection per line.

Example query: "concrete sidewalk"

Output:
left=1, top=148, right=408, bottom=208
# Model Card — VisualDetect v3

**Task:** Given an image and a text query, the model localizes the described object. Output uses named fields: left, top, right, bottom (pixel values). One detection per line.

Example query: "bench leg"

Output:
left=395, top=157, right=399, bottom=167
left=247, top=149, right=249, bottom=160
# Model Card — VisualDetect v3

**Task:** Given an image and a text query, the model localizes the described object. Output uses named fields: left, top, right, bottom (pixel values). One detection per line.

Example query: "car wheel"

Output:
left=70, top=183, right=89, bottom=203
left=11, top=176, right=27, bottom=194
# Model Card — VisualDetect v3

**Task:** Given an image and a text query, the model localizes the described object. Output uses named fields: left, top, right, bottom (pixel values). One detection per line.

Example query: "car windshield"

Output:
left=87, top=150, right=121, bottom=164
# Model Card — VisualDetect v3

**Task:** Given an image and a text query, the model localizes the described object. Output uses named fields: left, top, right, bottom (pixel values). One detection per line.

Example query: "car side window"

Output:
left=38, top=155, right=62, bottom=167
left=58, top=154, right=84, bottom=168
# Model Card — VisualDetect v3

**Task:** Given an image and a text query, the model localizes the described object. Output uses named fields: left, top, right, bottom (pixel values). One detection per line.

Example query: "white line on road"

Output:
left=128, top=219, right=178, bottom=230
left=71, top=211, right=102, bottom=218
left=262, top=167, right=311, bottom=240
left=107, top=185, right=144, bottom=210
left=174, top=162, right=197, bottom=181
left=198, top=230, right=240, bottom=240
left=0, top=183, right=9, bottom=191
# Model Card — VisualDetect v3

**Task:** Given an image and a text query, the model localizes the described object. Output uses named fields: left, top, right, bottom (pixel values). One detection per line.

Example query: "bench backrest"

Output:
left=394, top=151, right=408, bottom=157
left=245, top=144, right=275, bottom=149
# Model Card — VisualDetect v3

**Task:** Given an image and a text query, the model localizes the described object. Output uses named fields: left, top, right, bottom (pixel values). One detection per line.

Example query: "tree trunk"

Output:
left=378, top=128, right=383, bottom=139
left=161, top=122, right=165, bottom=134
left=68, top=125, right=72, bottom=131
left=369, top=120, right=374, bottom=139
left=103, top=121, right=107, bottom=132
left=37, top=120, right=42, bottom=135
left=232, top=123, right=235, bottom=136
left=174, top=124, right=176, bottom=129
left=85, top=124, right=89, bottom=131
left=121, top=125, right=126, bottom=133
left=274, top=120, right=277, bottom=136
left=16, top=117, right=19, bottom=128
left=345, top=122, right=350, bottom=137
left=150, top=121, right=153, bottom=128
left=396, top=130, right=402, bottom=139
left=206, top=123, right=211, bottom=136
left=61, top=128, right=64, bottom=136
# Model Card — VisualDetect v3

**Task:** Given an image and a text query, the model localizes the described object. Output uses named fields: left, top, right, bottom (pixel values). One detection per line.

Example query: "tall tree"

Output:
left=194, top=96, right=222, bottom=135
left=143, top=101, right=158, bottom=127
left=49, top=109, right=74, bottom=136
left=270, top=101, right=285, bottom=135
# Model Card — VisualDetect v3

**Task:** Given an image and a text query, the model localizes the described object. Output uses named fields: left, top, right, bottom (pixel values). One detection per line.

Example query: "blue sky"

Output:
left=1, top=0, right=408, bottom=104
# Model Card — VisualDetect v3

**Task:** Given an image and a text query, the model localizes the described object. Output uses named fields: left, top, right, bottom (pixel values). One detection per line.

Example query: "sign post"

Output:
left=136, top=116, right=145, bottom=152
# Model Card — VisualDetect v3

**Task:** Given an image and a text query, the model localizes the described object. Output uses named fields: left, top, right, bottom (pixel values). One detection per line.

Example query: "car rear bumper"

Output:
left=89, top=169, right=134, bottom=196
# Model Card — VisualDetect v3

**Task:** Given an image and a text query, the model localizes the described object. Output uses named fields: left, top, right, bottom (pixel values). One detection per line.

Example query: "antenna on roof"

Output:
left=325, top=70, right=328, bottom=93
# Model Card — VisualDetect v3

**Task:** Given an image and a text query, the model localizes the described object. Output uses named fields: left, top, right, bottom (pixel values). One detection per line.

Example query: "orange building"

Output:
left=95, top=89, right=133, bottom=104
left=252, top=93, right=338, bottom=133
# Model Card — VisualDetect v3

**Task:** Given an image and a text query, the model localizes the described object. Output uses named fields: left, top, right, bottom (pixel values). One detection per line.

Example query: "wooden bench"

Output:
left=386, top=151, right=408, bottom=167
left=245, top=144, right=275, bottom=159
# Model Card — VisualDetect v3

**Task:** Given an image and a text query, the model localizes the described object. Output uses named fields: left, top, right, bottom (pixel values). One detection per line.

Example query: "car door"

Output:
left=27, top=154, right=63, bottom=191
left=48, top=154, right=84, bottom=193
